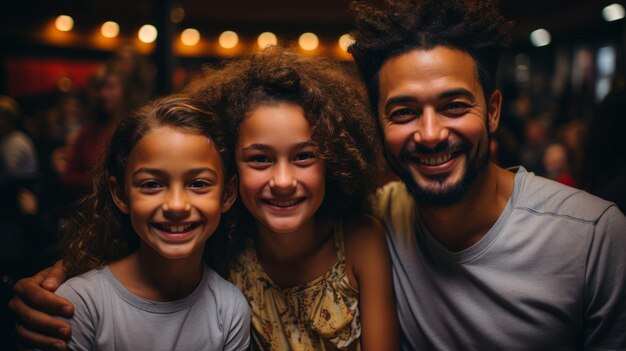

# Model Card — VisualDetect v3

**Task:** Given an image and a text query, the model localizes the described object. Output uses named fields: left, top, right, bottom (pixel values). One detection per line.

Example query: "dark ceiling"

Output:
left=2, top=0, right=625, bottom=51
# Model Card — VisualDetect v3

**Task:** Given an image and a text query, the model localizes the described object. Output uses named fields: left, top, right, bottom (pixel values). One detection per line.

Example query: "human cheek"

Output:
left=238, top=169, right=265, bottom=206
left=383, top=122, right=413, bottom=158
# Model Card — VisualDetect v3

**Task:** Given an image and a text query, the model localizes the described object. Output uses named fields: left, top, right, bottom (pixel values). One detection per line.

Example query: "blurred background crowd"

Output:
left=1, top=0, right=626, bottom=346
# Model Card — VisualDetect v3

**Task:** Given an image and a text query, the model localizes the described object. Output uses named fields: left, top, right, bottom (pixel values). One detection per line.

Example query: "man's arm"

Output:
left=8, top=260, right=73, bottom=350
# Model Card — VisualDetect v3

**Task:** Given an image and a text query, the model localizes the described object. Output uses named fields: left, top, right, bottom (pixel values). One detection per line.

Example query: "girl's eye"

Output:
left=293, top=152, right=317, bottom=166
left=250, top=155, right=271, bottom=164
left=294, top=152, right=314, bottom=161
left=389, top=108, right=419, bottom=123
left=140, top=180, right=162, bottom=189
left=189, top=180, right=210, bottom=189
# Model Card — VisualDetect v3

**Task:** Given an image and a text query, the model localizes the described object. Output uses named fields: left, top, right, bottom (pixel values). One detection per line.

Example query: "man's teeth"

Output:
left=420, top=153, right=453, bottom=166
left=268, top=199, right=301, bottom=207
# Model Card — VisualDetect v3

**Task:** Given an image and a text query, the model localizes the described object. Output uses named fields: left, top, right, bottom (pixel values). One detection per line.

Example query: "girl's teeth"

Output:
left=269, top=199, right=300, bottom=207
left=159, top=224, right=193, bottom=233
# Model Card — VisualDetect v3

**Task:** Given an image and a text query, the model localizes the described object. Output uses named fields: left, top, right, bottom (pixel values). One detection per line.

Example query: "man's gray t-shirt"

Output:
left=56, top=263, right=250, bottom=350
left=373, top=167, right=626, bottom=350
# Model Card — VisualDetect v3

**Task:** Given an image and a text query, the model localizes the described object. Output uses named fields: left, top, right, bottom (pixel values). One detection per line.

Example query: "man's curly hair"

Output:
left=349, top=0, right=512, bottom=110
left=187, top=47, right=383, bottom=254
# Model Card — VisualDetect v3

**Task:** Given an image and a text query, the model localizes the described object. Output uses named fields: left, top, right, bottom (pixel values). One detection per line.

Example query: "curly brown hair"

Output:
left=186, top=47, right=383, bottom=251
left=61, top=94, right=234, bottom=277
left=349, top=0, right=512, bottom=109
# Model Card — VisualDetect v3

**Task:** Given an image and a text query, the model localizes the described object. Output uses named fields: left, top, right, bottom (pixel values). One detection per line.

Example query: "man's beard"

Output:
left=394, top=134, right=491, bottom=208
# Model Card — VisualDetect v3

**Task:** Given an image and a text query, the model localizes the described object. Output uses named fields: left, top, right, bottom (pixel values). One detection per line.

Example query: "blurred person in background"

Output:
left=518, top=115, right=551, bottom=175
left=113, top=43, right=155, bottom=105
left=0, top=95, right=37, bottom=183
left=542, top=142, right=576, bottom=187
left=582, top=78, right=626, bottom=213
left=54, top=63, right=134, bottom=198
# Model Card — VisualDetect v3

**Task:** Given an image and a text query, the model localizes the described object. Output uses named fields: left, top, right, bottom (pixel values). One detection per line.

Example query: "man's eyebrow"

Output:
left=383, top=96, right=418, bottom=114
left=383, top=89, right=476, bottom=113
left=438, top=88, right=475, bottom=101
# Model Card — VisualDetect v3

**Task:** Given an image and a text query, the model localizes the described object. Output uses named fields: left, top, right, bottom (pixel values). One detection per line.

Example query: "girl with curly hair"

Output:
left=54, top=94, right=250, bottom=350
left=187, top=47, right=399, bottom=350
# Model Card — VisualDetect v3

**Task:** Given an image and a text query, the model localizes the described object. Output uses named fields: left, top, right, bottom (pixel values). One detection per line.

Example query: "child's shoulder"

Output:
left=342, top=214, right=386, bottom=243
left=342, top=215, right=388, bottom=260
left=204, top=265, right=248, bottom=304
left=56, top=267, right=110, bottom=304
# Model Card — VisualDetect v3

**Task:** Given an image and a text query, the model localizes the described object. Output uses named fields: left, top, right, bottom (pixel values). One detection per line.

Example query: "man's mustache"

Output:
left=401, top=140, right=472, bottom=157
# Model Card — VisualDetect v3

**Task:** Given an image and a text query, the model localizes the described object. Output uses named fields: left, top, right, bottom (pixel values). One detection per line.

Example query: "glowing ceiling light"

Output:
left=219, top=31, right=239, bottom=49
left=338, top=34, right=354, bottom=52
left=530, top=28, right=551, bottom=47
left=603, top=3, right=625, bottom=22
left=181, top=28, right=200, bottom=46
left=138, top=24, right=158, bottom=43
left=101, top=21, right=119, bottom=38
left=257, top=32, right=277, bottom=49
left=298, top=32, right=319, bottom=51
left=55, top=15, right=74, bottom=32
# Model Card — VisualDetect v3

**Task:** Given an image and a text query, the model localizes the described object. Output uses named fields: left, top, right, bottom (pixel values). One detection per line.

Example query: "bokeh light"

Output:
left=530, top=28, right=551, bottom=47
left=101, top=21, right=119, bottom=38
left=298, top=32, right=319, bottom=51
left=138, top=24, right=158, bottom=43
left=219, top=31, right=239, bottom=49
left=55, top=15, right=74, bottom=32
left=181, top=28, right=200, bottom=46
left=338, top=34, right=354, bottom=52
left=257, top=32, right=277, bottom=49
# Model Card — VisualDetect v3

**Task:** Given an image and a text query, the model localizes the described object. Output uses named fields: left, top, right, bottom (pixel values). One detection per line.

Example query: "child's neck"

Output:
left=109, top=245, right=204, bottom=302
left=254, top=217, right=331, bottom=265
left=253, top=217, right=337, bottom=288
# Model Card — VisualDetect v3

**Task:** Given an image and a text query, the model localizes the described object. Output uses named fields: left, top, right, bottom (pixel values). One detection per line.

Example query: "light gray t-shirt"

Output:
left=373, top=167, right=626, bottom=350
left=56, top=263, right=250, bottom=351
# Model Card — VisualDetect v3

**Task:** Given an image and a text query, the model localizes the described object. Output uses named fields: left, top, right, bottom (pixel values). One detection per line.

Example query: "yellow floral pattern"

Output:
left=228, top=222, right=361, bottom=351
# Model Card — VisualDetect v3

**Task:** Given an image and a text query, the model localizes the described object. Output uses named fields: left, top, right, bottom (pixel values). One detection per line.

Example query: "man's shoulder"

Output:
left=372, top=181, right=413, bottom=215
left=515, top=169, right=617, bottom=223
left=371, top=181, right=417, bottom=241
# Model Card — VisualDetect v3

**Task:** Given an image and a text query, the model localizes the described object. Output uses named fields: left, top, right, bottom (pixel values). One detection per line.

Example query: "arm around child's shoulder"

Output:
left=344, top=215, right=400, bottom=351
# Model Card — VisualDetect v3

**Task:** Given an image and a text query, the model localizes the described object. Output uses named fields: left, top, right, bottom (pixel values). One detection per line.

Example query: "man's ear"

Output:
left=488, top=89, right=503, bottom=134
left=109, top=176, right=129, bottom=214
left=221, top=176, right=238, bottom=213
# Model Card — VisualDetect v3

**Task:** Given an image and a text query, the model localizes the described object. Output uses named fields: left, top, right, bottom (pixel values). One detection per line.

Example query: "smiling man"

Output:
left=349, top=0, right=626, bottom=349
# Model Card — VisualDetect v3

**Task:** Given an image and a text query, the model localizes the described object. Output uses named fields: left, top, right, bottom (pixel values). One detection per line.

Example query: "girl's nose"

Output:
left=162, top=188, right=191, bottom=218
left=269, top=163, right=297, bottom=191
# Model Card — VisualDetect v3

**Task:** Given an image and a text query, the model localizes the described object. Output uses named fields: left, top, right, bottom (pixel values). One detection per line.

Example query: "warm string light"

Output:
left=55, top=15, right=74, bottom=32
left=138, top=24, right=158, bottom=43
left=298, top=32, right=319, bottom=51
left=257, top=32, right=277, bottom=49
left=181, top=28, right=200, bottom=46
left=338, top=34, right=353, bottom=52
left=219, top=31, right=239, bottom=49
left=46, top=13, right=358, bottom=59
left=101, top=21, right=119, bottom=38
